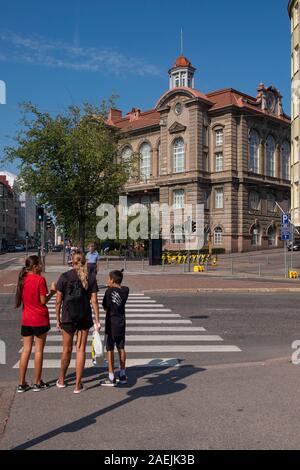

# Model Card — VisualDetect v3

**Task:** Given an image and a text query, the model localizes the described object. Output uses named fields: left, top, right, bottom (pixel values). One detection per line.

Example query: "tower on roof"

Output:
left=168, top=55, right=196, bottom=90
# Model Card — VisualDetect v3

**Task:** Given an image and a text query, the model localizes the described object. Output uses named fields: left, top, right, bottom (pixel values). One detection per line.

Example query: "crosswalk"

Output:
left=13, top=292, right=241, bottom=369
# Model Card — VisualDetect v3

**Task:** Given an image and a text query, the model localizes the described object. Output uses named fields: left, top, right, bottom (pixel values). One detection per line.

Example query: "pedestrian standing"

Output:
left=15, top=255, right=56, bottom=393
left=86, top=243, right=100, bottom=275
left=101, top=269, right=129, bottom=387
left=55, top=250, right=101, bottom=394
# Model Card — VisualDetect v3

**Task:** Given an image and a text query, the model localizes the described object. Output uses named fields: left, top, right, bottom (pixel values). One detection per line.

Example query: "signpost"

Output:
left=281, top=214, right=290, bottom=278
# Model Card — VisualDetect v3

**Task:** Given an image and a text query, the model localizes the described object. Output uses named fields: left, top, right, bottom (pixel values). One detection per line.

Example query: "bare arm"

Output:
left=55, top=291, right=63, bottom=329
left=91, top=292, right=101, bottom=329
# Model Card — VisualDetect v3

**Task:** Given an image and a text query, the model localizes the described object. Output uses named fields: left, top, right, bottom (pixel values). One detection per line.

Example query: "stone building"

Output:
left=289, top=0, right=300, bottom=227
left=108, top=56, right=291, bottom=253
left=0, top=175, right=18, bottom=250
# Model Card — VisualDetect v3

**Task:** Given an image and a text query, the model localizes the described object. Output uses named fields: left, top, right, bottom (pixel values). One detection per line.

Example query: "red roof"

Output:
left=0, top=175, right=13, bottom=194
left=109, top=87, right=290, bottom=133
left=173, top=55, right=193, bottom=68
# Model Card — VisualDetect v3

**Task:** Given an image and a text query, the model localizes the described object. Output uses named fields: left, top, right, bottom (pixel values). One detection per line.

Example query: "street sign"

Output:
left=281, top=214, right=290, bottom=241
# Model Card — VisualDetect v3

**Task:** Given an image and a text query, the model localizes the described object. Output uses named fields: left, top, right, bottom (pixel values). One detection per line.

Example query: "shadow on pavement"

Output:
left=12, top=364, right=205, bottom=450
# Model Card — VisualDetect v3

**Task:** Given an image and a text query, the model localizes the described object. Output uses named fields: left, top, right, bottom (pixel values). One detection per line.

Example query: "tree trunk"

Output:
left=78, top=216, right=86, bottom=251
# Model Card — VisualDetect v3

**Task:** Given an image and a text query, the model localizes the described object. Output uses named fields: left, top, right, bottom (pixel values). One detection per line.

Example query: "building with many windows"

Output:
left=109, top=56, right=291, bottom=252
left=289, top=0, right=300, bottom=227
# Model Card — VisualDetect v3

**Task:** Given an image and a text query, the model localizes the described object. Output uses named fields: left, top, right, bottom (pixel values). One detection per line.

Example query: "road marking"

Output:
left=13, top=358, right=180, bottom=369
left=48, top=326, right=206, bottom=332
left=20, top=344, right=241, bottom=353
left=48, top=314, right=180, bottom=320
left=47, top=306, right=168, bottom=311
left=49, top=319, right=192, bottom=325
left=44, top=335, right=222, bottom=342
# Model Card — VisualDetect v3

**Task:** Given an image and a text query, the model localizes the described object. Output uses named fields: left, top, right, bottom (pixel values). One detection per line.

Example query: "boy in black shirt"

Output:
left=101, top=269, right=129, bottom=386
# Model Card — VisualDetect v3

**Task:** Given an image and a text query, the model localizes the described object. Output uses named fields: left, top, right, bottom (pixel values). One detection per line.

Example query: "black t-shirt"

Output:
left=103, top=286, right=129, bottom=337
left=56, top=269, right=98, bottom=323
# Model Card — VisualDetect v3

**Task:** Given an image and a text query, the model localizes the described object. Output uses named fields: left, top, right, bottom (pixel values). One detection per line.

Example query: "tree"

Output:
left=3, top=101, right=132, bottom=249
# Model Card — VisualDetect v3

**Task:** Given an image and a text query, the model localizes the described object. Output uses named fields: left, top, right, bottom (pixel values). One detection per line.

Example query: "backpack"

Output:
left=63, top=273, right=90, bottom=324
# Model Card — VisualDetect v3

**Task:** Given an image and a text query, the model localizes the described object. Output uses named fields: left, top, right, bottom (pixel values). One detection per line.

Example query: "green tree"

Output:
left=3, top=101, right=132, bottom=249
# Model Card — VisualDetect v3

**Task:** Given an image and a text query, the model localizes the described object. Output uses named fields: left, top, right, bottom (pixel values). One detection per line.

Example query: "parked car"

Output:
left=288, top=242, right=300, bottom=251
left=14, top=245, right=24, bottom=252
left=52, top=245, right=63, bottom=252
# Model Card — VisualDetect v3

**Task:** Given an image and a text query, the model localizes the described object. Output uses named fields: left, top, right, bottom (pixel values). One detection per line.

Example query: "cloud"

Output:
left=0, top=30, right=162, bottom=77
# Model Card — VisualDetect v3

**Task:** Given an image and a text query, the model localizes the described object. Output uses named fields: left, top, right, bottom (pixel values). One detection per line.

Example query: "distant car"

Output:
left=52, top=245, right=63, bottom=252
left=14, top=245, right=24, bottom=252
left=288, top=242, right=300, bottom=251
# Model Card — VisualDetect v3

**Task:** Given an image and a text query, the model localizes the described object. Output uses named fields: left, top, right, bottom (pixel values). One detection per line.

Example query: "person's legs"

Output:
left=58, top=329, right=74, bottom=385
left=19, top=335, right=33, bottom=385
left=75, top=329, right=89, bottom=391
left=118, top=349, right=126, bottom=371
left=34, top=333, right=48, bottom=384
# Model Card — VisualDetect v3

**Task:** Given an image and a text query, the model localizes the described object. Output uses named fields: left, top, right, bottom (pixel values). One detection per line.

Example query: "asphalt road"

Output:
left=1, top=289, right=300, bottom=449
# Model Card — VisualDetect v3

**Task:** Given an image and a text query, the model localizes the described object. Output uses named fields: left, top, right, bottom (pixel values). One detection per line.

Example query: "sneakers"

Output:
left=100, top=377, right=118, bottom=387
left=32, top=380, right=50, bottom=392
left=17, top=383, right=31, bottom=393
left=118, top=374, right=128, bottom=385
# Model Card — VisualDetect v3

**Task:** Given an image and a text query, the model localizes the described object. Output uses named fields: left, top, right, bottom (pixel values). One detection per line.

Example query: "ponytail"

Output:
left=15, top=255, right=40, bottom=308
left=72, top=251, right=88, bottom=290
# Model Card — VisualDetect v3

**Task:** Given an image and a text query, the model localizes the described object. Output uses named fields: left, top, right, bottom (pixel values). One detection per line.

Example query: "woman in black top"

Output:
left=55, top=251, right=101, bottom=393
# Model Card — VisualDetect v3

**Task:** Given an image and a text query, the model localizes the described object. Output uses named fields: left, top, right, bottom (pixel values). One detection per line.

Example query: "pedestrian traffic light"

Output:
left=37, top=207, right=44, bottom=222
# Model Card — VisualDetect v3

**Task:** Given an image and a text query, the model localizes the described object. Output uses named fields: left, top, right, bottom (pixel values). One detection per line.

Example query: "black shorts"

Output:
left=105, top=334, right=125, bottom=351
left=21, top=325, right=50, bottom=337
left=61, top=321, right=93, bottom=335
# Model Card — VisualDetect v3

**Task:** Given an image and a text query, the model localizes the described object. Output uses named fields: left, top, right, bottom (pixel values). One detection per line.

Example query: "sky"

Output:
left=0, top=0, right=292, bottom=173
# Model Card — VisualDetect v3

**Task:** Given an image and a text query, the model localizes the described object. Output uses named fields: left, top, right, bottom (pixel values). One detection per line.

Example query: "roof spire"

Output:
left=180, top=28, right=183, bottom=56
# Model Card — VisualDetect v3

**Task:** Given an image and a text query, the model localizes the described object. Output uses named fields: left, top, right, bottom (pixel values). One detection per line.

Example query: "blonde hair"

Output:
left=72, top=251, right=88, bottom=289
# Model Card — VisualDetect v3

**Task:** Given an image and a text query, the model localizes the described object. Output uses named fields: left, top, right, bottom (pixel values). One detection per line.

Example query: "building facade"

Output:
left=0, top=171, right=37, bottom=242
left=109, top=56, right=291, bottom=253
left=289, top=0, right=300, bottom=227
left=0, top=175, right=18, bottom=249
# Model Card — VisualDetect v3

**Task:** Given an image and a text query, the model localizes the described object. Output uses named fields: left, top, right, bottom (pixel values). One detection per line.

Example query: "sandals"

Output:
left=56, top=379, right=66, bottom=389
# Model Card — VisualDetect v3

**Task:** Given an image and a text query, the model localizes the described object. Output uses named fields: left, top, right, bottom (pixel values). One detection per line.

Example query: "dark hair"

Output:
left=109, top=269, right=124, bottom=285
left=15, top=255, right=40, bottom=308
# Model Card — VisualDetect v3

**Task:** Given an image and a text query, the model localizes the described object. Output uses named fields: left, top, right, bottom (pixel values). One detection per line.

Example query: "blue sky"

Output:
left=0, top=0, right=291, bottom=173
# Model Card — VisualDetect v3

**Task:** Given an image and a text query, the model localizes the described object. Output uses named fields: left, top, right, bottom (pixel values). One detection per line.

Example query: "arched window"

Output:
left=157, top=141, right=161, bottom=175
left=140, top=143, right=151, bottom=180
left=249, top=130, right=260, bottom=173
left=214, top=227, right=223, bottom=246
left=267, top=135, right=276, bottom=177
left=282, top=141, right=290, bottom=180
left=122, top=146, right=133, bottom=163
left=250, top=224, right=261, bottom=246
left=249, top=191, right=261, bottom=211
left=267, top=225, right=277, bottom=247
left=173, top=138, right=185, bottom=173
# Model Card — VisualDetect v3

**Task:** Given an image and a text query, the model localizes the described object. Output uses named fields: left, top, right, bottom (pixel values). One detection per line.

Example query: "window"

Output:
left=203, top=153, right=208, bottom=171
left=215, top=153, right=224, bottom=172
left=249, top=130, right=260, bottom=174
left=251, top=225, right=261, bottom=246
left=215, top=188, right=224, bottom=209
left=249, top=191, right=261, bottom=211
left=282, top=141, right=290, bottom=180
left=173, top=189, right=185, bottom=209
left=173, top=138, right=185, bottom=173
left=174, top=73, right=180, bottom=87
left=267, top=135, right=276, bottom=177
left=122, top=146, right=132, bottom=163
left=214, top=227, right=223, bottom=245
left=295, top=3, right=299, bottom=27
left=140, top=143, right=151, bottom=180
left=215, top=129, right=224, bottom=146
left=157, top=142, right=161, bottom=175
left=267, top=226, right=277, bottom=247
left=204, top=191, right=210, bottom=210
left=172, top=225, right=185, bottom=243
left=267, top=194, right=277, bottom=213
left=295, top=46, right=299, bottom=73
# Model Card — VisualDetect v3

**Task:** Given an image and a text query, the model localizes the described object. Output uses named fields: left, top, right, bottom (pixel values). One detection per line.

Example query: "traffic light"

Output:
left=37, top=206, right=44, bottom=222
left=46, top=215, right=52, bottom=229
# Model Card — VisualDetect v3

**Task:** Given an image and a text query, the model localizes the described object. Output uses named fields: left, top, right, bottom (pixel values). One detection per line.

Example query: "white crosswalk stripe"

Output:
left=13, top=292, right=241, bottom=369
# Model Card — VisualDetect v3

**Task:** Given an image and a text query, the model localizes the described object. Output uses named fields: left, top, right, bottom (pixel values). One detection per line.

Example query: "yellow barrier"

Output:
left=194, top=265, right=205, bottom=273
left=289, top=271, right=298, bottom=279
